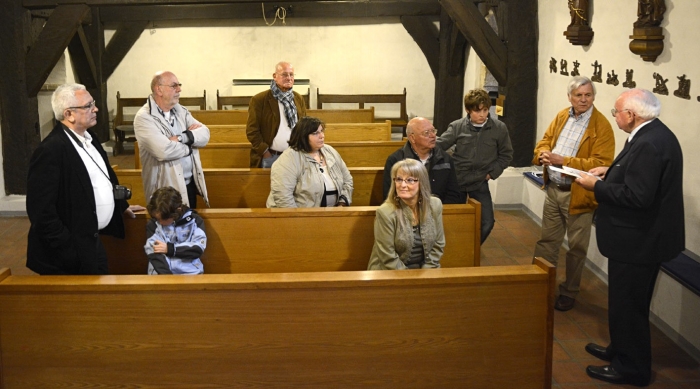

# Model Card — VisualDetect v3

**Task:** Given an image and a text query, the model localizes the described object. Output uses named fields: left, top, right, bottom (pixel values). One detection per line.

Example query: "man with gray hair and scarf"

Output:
left=246, top=61, right=308, bottom=168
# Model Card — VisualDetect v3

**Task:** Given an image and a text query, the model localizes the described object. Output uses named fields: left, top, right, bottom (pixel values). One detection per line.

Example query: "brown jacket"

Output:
left=532, top=106, right=615, bottom=215
left=245, top=89, right=307, bottom=167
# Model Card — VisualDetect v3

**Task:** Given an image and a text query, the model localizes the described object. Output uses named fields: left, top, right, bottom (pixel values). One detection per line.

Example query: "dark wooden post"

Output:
left=433, top=8, right=468, bottom=134
left=0, top=0, right=40, bottom=195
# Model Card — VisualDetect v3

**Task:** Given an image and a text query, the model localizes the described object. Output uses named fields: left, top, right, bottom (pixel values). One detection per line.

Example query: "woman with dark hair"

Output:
left=266, top=116, right=353, bottom=208
left=368, top=159, right=444, bottom=270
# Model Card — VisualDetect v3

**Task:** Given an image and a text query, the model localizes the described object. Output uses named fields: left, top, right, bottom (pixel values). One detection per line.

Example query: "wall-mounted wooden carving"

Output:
left=591, top=60, right=602, bottom=83
left=564, top=0, right=594, bottom=45
left=550, top=57, right=557, bottom=73
left=652, top=72, right=669, bottom=95
left=571, top=60, right=580, bottom=76
left=623, top=69, right=637, bottom=88
left=606, top=71, right=619, bottom=86
left=629, top=0, right=666, bottom=62
left=673, top=75, right=691, bottom=100
left=560, top=59, right=569, bottom=76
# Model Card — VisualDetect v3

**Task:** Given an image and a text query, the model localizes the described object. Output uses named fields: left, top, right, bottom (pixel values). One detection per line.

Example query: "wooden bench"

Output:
left=191, top=108, right=375, bottom=126
left=0, top=259, right=554, bottom=388
left=206, top=121, right=392, bottom=143
left=116, top=167, right=386, bottom=208
left=134, top=140, right=404, bottom=169
left=113, top=91, right=207, bottom=156
left=317, top=87, right=408, bottom=132
left=102, top=203, right=481, bottom=274
left=216, top=88, right=311, bottom=110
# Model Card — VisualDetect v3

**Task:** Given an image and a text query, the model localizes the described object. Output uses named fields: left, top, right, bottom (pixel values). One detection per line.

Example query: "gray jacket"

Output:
left=437, top=115, right=513, bottom=192
left=367, top=196, right=444, bottom=270
left=134, top=96, right=209, bottom=207
left=266, top=145, right=353, bottom=208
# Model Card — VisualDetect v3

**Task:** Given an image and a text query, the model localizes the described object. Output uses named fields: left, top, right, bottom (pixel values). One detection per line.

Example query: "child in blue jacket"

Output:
left=145, top=186, right=206, bottom=274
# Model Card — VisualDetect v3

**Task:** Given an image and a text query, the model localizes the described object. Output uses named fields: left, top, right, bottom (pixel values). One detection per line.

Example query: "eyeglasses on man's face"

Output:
left=159, top=83, right=182, bottom=90
left=68, top=100, right=96, bottom=111
left=276, top=72, right=294, bottom=79
left=415, top=128, right=438, bottom=137
left=610, top=108, right=631, bottom=117
left=394, top=177, right=419, bottom=185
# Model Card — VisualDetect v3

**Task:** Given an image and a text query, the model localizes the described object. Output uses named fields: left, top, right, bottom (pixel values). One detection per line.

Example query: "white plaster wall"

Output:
left=104, top=19, right=435, bottom=122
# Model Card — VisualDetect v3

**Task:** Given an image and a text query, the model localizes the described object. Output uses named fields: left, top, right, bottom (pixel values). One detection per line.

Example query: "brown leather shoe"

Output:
left=554, top=295, right=575, bottom=311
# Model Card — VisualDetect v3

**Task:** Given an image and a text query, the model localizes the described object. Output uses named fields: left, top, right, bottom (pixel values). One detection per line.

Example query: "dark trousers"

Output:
left=186, top=180, right=198, bottom=209
left=466, top=181, right=494, bottom=244
left=607, top=259, right=661, bottom=386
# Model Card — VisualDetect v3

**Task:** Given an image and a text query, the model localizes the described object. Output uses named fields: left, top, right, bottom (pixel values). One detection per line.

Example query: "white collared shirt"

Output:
left=627, top=120, right=652, bottom=143
left=65, top=128, right=115, bottom=230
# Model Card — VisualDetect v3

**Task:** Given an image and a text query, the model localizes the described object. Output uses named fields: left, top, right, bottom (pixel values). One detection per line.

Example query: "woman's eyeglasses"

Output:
left=394, top=177, right=418, bottom=185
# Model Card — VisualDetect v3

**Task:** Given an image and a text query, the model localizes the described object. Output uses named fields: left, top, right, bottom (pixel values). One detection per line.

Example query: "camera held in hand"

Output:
left=113, top=185, right=132, bottom=200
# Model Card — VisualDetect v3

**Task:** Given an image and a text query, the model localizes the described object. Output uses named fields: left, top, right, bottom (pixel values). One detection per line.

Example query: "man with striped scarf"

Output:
left=246, top=61, right=307, bottom=168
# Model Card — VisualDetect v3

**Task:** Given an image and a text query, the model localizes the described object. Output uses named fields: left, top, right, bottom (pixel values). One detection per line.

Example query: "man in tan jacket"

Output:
left=246, top=61, right=307, bottom=168
left=533, top=76, right=614, bottom=311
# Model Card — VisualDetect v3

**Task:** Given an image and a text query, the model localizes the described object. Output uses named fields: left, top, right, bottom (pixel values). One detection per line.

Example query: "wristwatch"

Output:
left=177, top=135, right=183, bottom=142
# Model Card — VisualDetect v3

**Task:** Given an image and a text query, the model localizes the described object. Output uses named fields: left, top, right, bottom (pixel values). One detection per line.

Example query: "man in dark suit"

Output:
left=246, top=61, right=307, bottom=168
left=576, top=88, right=684, bottom=386
left=26, top=83, right=144, bottom=275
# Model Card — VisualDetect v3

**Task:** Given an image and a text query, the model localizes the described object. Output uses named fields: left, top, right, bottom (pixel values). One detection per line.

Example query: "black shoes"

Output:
left=586, top=365, right=649, bottom=387
left=586, top=365, right=627, bottom=384
left=585, top=343, right=612, bottom=362
left=554, top=295, right=575, bottom=311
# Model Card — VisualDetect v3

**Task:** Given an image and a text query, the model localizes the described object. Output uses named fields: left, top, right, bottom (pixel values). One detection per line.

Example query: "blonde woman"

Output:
left=368, top=159, right=445, bottom=270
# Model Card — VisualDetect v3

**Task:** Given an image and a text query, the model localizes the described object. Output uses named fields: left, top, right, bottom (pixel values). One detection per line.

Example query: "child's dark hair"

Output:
left=147, top=186, right=183, bottom=220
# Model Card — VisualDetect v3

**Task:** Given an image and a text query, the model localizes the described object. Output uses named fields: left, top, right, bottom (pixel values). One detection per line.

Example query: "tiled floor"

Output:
left=5, top=177, right=700, bottom=387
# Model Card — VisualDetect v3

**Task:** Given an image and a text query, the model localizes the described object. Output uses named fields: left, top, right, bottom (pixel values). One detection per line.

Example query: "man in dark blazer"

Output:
left=26, top=83, right=144, bottom=275
left=576, top=88, right=684, bottom=386
left=246, top=61, right=307, bottom=168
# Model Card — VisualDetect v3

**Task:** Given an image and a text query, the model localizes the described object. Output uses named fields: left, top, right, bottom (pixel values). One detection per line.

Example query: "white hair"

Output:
left=51, top=83, right=86, bottom=120
left=621, top=89, right=661, bottom=120
left=567, top=76, right=596, bottom=96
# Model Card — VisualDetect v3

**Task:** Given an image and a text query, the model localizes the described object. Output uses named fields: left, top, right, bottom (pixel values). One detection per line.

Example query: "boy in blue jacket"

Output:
left=145, top=186, right=206, bottom=274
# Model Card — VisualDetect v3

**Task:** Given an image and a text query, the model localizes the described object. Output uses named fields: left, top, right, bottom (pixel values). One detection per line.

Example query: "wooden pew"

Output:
left=116, top=167, right=385, bottom=208
left=113, top=91, right=207, bottom=155
left=216, top=88, right=311, bottom=110
left=0, top=260, right=554, bottom=389
left=134, top=140, right=404, bottom=169
left=101, top=203, right=481, bottom=274
left=191, top=108, right=375, bottom=126
left=316, top=87, right=408, bottom=131
left=206, top=121, right=392, bottom=143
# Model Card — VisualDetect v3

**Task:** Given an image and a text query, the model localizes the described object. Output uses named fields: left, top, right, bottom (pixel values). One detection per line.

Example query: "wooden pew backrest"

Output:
left=216, top=88, right=310, bottom=110
left=191, top=108, right=374, bottom=125
left=0, top=260, right=554, bottom=388
left=134, top=140, right=405, bottom=169
left=102, top=203, right=481, bottom=274
left=206, top=121, right=392, bottom=143
left=316, top=88, right=407, bottom=129
left=116, top=167, right=385, bottom=208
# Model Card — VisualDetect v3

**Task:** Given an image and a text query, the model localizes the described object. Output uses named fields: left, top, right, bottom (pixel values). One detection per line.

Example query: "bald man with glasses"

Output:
left=382, top=117, right=463, bottom=205
left=134, top=71, right=210, bottom=208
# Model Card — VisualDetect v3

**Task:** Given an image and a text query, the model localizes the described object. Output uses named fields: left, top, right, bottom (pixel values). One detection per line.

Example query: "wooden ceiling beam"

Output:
left=439, top=0, right=506, bottom=84
left=401, top=16, right=440, bottom=79
left=96, top=2, right=441, bottom=24
left=23, top=0, right=441, bottom=10
left=24, top=4, right=90, bottom=97
left=102, top=21, right=148, bottom=79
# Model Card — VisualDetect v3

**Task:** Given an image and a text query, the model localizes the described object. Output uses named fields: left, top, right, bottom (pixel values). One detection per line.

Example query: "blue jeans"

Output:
left=261, top=153, right=280, bottom=168
left=467, top=180, right=494, bottom=244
